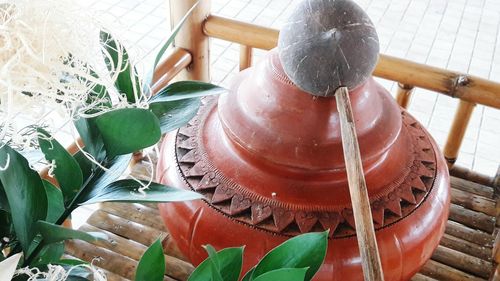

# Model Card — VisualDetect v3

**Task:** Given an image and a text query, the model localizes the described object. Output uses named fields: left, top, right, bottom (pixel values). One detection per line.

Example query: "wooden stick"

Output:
left=445, top=220, right=494, bottom=248
left=79, top=224, right=194, bottom=280
left=451, top=187, right=496, bottom=216
left=419, top=259, right=484, bottom=281
left=99, top=202, right=165, bottom=231
left=170, top=0, right=210, bottom=82
left=431, top=245, right=492, bottom=278
left=451, top=176, right=495, bottom=199
left=449, top=203, right=495, bottom=233
left=410, top=273, right=439, bottom=281
left=203, top=15, right=500, bottom=109
left=87, top=209, right=189, bottom=262
left=493, top=231, right=500, bottom=263
left=439, top=233, right=492, bottom=261
left=65, top=240, right=175, bottom=281
left=239, top=45, right=253, bottom=71
left=443, top=100, right=476, bottom=165
left=395, top=83, right=414, bottom=109
left=335, top=86, right=385, bottom=281
left=203, top=15, right=278, bottom=51
left=87, top=210, right=166, bottom=247
left=450, top=167, right=496, bottom=188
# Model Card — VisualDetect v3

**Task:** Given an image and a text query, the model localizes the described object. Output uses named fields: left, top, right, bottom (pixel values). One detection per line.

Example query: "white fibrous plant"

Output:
left=0, top=0, right=142, bottom=151
left=14, top=262, right=107, bottom=281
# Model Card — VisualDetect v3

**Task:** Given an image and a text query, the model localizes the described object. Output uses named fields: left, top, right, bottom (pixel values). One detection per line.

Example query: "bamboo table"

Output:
left=65, top=157, right=498, bottom=281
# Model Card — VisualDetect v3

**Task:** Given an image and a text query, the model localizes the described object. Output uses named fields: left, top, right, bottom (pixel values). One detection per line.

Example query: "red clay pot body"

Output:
left=157, top=51, right=450, bottom=281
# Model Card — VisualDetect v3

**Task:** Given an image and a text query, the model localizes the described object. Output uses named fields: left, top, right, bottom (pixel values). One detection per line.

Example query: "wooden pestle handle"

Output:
left=335, top=86, right=385, bottom=281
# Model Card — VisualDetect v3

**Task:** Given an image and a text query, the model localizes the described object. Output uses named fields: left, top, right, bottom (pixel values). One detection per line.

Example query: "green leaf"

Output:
left=0, top=253, right=22, bottom=280
left=188, top=247, right=244, bottom=281
left=54, top=259, right=89, bottom=266
left=0, top=180, right=9, bottom=212
left=66, top=276, right=90, bottom=281
left=143, top=2, right=199, bottom=93
left=251, top=231, right=328, bottom=281
left=37, top=221, right=106, bottom=244
left=37, top=129, right=83, bottom=204
left=32, top=241, right=64, bottom=266
left=73, top=61, right=112, bottom=113
left=74, top=154, right=132, bottom=206
left=148, top=81, right=225, bottom=134
left=84, top=73, right=112, bottom=114
left=0, top=210, right=12, bottom=239
left=204, top=245, right=223, bottom=281
left=100, top=30, right=141, bottom=103
left=94, top=108, right=161, bottom=157
left=73, top=150, right=93, bottom=184
left=135, top=239, right=165, bottom=281
left=80, top=179, right=203, bottom=205
left=152, top=2, right=199, bottom=72
left=74, top=117, right=106, bottom=162
left=150, top=98, right=200, bottom=134
left=241, top=267, right=255, bottom=281
left=204, top=245, right=220, bottom=269
left=252, top=268, right=308, bottom=281
left=0, top=145, right=47, bottom=255
left=151, top=81, right=226, bottom=102
left=43, top=181, right=65, bottom=223
left=64, top=266, right=93, bottom=280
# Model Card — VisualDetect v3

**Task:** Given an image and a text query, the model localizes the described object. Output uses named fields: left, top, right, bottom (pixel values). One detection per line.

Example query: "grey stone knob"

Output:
left=278, top=0, right=380, bottom=96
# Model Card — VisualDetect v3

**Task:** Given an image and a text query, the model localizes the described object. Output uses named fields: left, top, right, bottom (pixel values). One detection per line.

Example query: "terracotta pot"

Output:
left=157, top=51, right=450, bottom=280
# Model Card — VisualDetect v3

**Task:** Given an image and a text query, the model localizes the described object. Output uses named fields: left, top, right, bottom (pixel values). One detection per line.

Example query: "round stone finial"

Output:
left=278, top=0, right=380, bottom=96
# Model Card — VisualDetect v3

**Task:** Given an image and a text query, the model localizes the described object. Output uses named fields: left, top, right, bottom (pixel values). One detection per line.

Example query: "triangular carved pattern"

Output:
left=175, top=101, right=437, bottom=238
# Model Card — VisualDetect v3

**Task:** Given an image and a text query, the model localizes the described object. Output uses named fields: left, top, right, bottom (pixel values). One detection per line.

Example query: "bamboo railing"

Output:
left=201, top=15, right=500, bottom=173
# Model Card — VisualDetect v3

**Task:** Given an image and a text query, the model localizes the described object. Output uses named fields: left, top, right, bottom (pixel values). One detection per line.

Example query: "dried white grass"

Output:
left=14, top=262, right=107, bottom=281
left=0, top=0, right=146, bottom=151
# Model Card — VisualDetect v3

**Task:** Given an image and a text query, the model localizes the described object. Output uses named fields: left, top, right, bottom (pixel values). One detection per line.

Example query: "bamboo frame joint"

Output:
left=450, top=75, right=470, bottom=98
left=398, top=83, right=414, bottom=90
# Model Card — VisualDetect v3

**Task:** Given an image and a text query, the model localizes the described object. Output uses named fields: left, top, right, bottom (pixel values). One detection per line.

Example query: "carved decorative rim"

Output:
left=174, top=99, right=437, bottom=238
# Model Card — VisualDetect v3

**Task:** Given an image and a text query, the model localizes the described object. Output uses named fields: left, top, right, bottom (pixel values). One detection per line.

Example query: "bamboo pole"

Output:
left=494, top=231, right=500, bottom=263
left=431, top=245, right=491, bottom=278
left=439, top=233, right=492, bottom=261
left=445, top=220, right=494, bottom=248
left=419, top=260, right=484, bottom=281
left=151, top=47, right=192, bottom=93
left=451, top=176, right=495, bottom=199
left=79, top=224, right=194, bottom=280
left=100, top=202, right=165, bottom=231
left=443, top=100, right=476, bottom=165
left=65, top=240, right=175, bottom=281
left=451, top=187, right=496, bottom=216
left=395, top=83, right=414, bottom=109
left=170, top=0, right=210, bottom=82
left=203, top=16, right=278, bottom=50
left=449, top=166, right=496, bottom=187
left=203, top=16, right=500, bottom=109
left=87, top=209, right=188, bottom=261
left=87, top=210, right=166, bottom=247
left=410, top=273, right=439, bottom=281
left=239, top=45, right=253, bottom=71
left=335, top=87, right=385, bottom=281
left=449, top=203, right=495, bottom=233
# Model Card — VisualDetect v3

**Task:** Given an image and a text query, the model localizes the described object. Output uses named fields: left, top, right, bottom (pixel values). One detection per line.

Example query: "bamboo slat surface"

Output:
left=65, top=160, right=498, bottom=281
